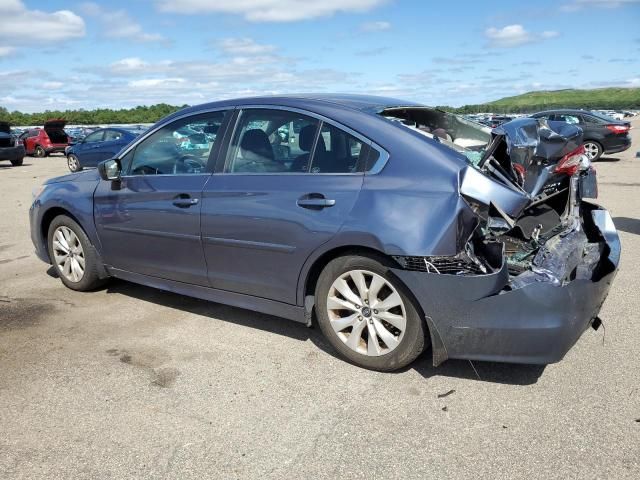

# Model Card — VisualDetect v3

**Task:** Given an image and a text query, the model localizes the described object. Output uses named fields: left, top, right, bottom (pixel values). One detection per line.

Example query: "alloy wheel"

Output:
left=326, top=269, right=406, bottom=356
left=52, top=226, right=85, bottom=283
left=67, top=155, right=79, bottom=172
left=583, top=142, right=600, bottom=160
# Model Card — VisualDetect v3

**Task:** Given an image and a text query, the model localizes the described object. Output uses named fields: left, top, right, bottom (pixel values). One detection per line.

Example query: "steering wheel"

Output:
left=173, top=155, right=204, bottom=174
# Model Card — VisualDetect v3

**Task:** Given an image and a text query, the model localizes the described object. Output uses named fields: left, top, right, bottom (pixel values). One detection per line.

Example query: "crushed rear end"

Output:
left=387, top=116, right=620, bottom=365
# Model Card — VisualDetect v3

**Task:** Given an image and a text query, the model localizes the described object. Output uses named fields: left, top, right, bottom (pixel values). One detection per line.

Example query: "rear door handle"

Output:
left=172, top=194, right=199, bottom=208
left=297, top=194, right=336, bottom=209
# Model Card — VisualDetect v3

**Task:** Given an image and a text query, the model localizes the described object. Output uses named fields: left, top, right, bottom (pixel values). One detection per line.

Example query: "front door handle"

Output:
left=172, top=194, right=199, bottom=208
left=297, top=194, right=336, bottom=209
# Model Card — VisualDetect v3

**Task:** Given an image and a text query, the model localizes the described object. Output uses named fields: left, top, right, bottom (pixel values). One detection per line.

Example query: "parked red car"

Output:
left=20, top=120, right=69, bottom=157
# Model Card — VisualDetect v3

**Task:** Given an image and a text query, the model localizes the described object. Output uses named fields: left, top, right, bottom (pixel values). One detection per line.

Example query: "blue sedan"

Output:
left=29, top=95, right=619, bottom=371
left=66, top=128, right=141, bottom=172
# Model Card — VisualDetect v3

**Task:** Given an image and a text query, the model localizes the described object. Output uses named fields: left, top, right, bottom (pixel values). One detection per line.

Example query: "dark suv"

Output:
left=0, top=121, right=26, bottom=166
left=530, top=109, right=631, bottom=160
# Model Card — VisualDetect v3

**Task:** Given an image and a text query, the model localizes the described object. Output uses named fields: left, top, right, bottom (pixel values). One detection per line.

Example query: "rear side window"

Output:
left=582, top=115, right=605, bottom=125
left=309, top=123, right=366, bottom=174
left=226, top=109, right=320, bottom=173
left=104, top=130, right=124, bottom=142
left=553, top=114, right=580, bottom=125
left=226, top=109, right=372, bottom=174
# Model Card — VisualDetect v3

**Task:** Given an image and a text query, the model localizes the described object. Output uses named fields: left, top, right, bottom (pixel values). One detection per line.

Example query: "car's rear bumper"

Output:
left=45, top=145, right=68, bottom=154
left=392, top=203, right=620, bottom=366
left=0, top=145, right=25, bottom=161
left=603, top=136, right=631, bottom=154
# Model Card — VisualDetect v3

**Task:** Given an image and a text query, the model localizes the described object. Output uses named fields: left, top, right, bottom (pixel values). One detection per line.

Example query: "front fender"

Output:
left=31, top=178, right=101, bottom=258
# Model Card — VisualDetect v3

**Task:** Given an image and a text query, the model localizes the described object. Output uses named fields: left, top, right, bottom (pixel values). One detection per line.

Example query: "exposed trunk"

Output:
left=45, top=128, right=69, bottom=144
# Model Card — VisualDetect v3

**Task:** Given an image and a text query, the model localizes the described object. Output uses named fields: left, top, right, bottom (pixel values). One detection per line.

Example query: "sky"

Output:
left=0, top=0, right=638, bottom=112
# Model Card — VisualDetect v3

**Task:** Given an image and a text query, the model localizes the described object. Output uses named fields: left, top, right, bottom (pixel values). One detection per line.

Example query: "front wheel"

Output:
left=583, top=141, right=603, bottom=161
left=10, top=157, right=24, bottom=166
left=47, top=215, right=107, bottom=291
left=67, top=154, right=82, bottom=172
left=315, top=255, right=427, bottom=371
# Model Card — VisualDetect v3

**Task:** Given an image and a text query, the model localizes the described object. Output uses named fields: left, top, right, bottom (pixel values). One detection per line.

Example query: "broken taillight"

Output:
left=605, top=124, right=629, bottom=134
left=554, top=145, right=585, bottom=176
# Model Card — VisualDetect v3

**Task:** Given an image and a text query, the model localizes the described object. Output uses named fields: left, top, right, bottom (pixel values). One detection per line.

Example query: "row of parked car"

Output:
left=0, top=120, right=148, bottom=170
left=0, top=107, right=633, bottom=171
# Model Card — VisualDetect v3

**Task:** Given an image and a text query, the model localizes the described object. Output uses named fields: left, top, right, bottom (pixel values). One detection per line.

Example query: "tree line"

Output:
left=0, top=103, right=186, bottom=126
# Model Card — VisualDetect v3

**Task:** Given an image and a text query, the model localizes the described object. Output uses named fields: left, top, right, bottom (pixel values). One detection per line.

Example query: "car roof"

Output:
left=533, top=109, right=593, bottom=116
left=163, top=94, right=424, bottom=123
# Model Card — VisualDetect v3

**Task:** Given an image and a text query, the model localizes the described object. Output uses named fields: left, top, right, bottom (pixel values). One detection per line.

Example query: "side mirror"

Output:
left=98, top=158, right=121, bottom=181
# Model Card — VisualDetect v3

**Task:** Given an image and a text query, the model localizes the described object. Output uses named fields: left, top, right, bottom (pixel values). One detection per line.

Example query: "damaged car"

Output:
left=0, top=121, right=26, bottom=166
left=29, top=95, right=620, bottom=371
left=22, top=119, right=70, bottom=157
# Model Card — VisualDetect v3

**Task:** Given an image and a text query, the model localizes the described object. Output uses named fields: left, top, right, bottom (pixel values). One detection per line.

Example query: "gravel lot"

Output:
left=1, top=119, right=639, bottom=479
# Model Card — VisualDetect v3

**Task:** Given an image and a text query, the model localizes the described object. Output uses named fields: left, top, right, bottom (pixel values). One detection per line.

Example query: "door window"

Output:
left=103, top=130, right=124, bottom=142
left=553, top=114, right=580, bottom=125
left=84, top=131, right=104, bottom=143
left=226, top=109, right=320, bottom=173
left=309, top=123, right=365, bottom=174
left=126, top=111, right=227, bottom=176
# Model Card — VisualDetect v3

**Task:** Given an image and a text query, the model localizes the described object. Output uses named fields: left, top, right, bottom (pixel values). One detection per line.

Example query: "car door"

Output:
left=77, top=130, right=105, bottom=165
left=85, top=129, right=127, bottom=167
left=94, top=110, right=231, bottom=285
left=200, top=107, right=368, bottom=305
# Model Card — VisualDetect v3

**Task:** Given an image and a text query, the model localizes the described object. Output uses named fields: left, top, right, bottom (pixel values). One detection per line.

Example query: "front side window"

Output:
left=84, top=131, right=104, bottom=143
left=127, top=111, right=227, bottom=176
left=227, top=109, right=319, bottom=173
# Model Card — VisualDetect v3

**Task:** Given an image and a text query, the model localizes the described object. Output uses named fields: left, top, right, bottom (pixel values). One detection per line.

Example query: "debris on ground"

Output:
left=437, top=389, right=456, bottom=398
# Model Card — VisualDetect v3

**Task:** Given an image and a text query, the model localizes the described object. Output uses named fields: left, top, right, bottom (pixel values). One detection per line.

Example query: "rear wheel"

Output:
left=10, top=157, right=23, bottom=166
left=34, top=145, right=46, bottom=158
left=315, top=255, right=427, bottom=371
left=67, top=154, right=82, bottom=172
left=47, top=215, right=107, bottom=291
left=583, top=141, right=602, bottom=161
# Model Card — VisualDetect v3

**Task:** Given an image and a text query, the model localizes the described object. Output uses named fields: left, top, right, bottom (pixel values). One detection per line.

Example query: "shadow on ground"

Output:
left=613, top=217, right=640, bottom=235
left=103, top=278, right=545, bottom=386
left=595, top=156, right=621, bottom=163
left=0, top=162, right=34, bottom=168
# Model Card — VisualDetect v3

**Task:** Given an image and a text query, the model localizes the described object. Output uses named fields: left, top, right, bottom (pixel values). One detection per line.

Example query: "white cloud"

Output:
left=0, top=46, right=15, bottom=57
left=155, top=0, right=388, bottom=22
left=485, top=24, right=559, bottom=48
left=360, top=20, right=391, bottom=32
left=43, top=81, right=64, bottom=90
left=79, top=2, right=165, bottom=43
left=561, top=0, right=640, bottom=11
left=0, top=0, right=85, bottom=52
left=128, top=78, right=186, bottom=88
left=219, top=38, right=276, bottom=55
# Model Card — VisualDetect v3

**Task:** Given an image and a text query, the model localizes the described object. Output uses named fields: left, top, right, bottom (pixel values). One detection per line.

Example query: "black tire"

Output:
left=67, top=154, right=82, bottom=172
left=10, top=157, right=24, bottom=166
left=47, top=215, right=108, bottom=291
left=34, top=145, right=45, bottom=158
left=583, top=140, right=603, bottom=161
left=315, top=254, right=427, bottom=371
